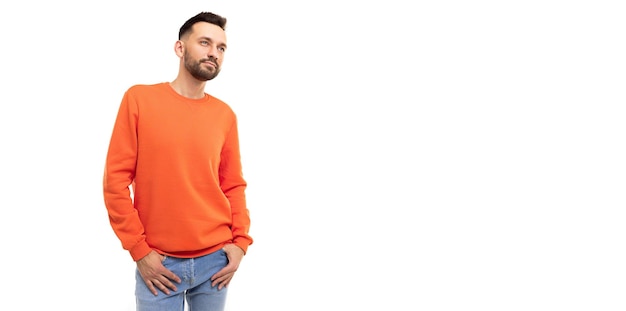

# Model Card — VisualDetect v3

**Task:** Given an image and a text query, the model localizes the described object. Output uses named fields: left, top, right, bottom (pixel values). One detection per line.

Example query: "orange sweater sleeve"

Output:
left=220, top=119, right=253, bottom=253
left=102, top=87, right=152, bottom=260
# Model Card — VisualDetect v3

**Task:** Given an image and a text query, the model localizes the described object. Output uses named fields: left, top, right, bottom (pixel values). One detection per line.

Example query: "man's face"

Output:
left=182, top=22, right=227, bottom=81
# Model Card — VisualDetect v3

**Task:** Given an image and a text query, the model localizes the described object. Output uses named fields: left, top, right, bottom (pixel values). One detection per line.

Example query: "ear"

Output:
left=174, top=40, right=184, bottom=57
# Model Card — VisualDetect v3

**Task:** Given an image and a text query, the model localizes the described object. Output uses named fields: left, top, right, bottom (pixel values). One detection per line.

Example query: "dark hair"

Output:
left=179, top=12, right=227, bottom=39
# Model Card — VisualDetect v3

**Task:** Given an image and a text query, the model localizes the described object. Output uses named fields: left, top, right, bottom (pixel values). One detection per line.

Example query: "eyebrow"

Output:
left=199, top=36, right=227, bottom=49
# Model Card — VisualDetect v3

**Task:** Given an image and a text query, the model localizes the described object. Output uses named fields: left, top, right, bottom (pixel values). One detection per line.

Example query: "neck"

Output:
left=169, top=74, right=207, bottom=99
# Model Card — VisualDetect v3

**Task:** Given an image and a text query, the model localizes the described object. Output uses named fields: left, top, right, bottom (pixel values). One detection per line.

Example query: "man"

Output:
left=103, top=11, right=252, bottom=311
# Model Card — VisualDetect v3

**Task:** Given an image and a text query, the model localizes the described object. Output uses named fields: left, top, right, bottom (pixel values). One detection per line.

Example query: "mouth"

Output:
left=202, top=61, right=217, bottom=69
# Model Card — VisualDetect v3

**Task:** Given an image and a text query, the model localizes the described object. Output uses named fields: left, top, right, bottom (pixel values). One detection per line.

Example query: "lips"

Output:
left=202, top=61, right=217, bottom=68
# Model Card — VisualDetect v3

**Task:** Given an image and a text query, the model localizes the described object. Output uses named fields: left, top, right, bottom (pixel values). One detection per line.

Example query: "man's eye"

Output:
left=218, top=47, right=226, bottom=52
left=200, top=41, right=209, bottom=45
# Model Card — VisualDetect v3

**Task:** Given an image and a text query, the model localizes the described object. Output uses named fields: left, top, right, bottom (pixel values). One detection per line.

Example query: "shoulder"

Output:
left=122, top=83, right=170, bottom=105
left=207, top=94, right=236, bottom=114
left=126, top=82, right=167, bottom=95
left=208, top=94, right=228, bottom=106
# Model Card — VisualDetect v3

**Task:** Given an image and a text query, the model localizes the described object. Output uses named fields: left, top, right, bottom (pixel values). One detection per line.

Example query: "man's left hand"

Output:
left=211, top=243, right=245, bottom=290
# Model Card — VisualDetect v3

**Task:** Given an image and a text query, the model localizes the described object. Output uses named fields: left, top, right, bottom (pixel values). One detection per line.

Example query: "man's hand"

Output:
left=211, top=244, right=245, bottom=290
left=136, top=250, right=182, bottom=296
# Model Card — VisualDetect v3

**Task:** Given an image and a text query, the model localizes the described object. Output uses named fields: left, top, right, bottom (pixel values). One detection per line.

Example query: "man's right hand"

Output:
left=136, top=250, right=182, bottom=296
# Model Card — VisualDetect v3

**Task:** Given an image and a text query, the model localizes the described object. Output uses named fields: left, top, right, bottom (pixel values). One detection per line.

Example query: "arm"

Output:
left=219, top=118, right=253, bottom=253
left=211, top=116, right=253, bottom=290
left=102, top=89, right=152, bottom=261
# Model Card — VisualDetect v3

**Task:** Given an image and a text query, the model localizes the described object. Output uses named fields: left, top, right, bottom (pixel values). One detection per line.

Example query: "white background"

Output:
left=0, top=0, right=625, bottom=310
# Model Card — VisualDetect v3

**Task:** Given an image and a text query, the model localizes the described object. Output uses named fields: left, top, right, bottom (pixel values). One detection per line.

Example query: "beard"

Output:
left=184, top=50, right=221, bottom=81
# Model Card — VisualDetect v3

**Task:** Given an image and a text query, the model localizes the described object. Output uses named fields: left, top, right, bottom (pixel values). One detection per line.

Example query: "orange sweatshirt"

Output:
left=103, top=82, right=252, bottom=261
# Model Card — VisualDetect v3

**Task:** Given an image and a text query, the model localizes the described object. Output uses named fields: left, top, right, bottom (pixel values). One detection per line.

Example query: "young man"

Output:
left=103, top=12, right=252, bottom=311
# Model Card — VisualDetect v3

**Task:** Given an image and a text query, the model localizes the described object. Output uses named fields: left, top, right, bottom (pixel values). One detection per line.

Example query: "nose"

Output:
left=207, top=45, right=220, bottom=61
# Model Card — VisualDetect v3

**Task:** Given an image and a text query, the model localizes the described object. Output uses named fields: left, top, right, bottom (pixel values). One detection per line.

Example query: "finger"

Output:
left=163, top=270, right=182, bottom=284
left=210, top=264, right=234, bottom=281
left=212, top=273, right=232, bottom=288
left=159, top=278, right=177, bottom=293
left=159, top=271, right=183, bottom=292
left=166, top=282, right=178, bottom=292
left=154, top=279, right=172, bottom=295
left=143, top=280, right=160, bottom=296
left=218, top=279, right=230, bottom=290
left=218, top=275, right=233, bottom=290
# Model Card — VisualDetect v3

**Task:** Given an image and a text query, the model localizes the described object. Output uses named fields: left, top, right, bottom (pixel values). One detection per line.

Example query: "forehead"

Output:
left=189, top=22, right=227, bottom=44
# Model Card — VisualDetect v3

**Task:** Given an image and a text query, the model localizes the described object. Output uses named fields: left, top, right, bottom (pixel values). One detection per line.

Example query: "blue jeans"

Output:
left=135, top=249, right=229, bottom=311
